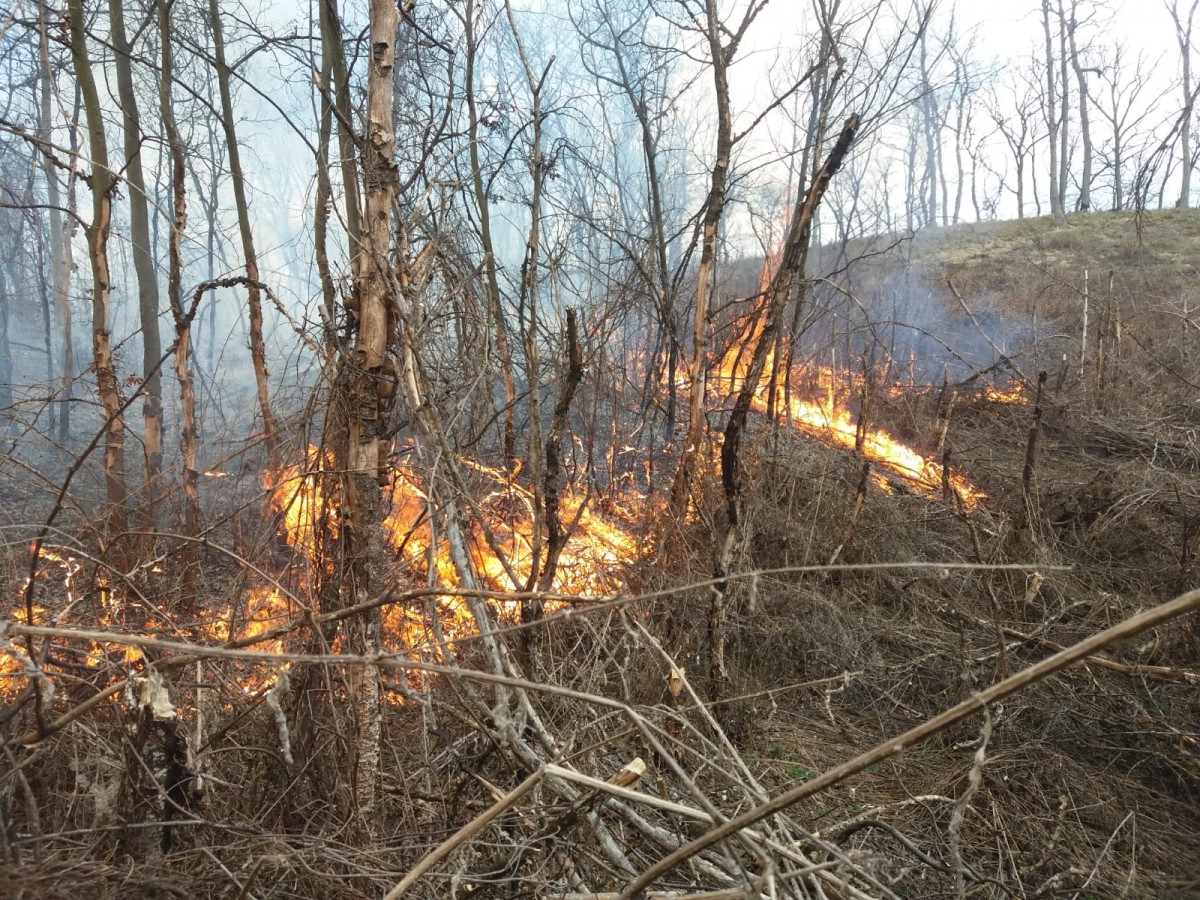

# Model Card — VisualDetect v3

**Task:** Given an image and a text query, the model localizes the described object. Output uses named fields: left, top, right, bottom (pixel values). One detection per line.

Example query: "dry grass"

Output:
left=2, top=209, right=1200, bottom=898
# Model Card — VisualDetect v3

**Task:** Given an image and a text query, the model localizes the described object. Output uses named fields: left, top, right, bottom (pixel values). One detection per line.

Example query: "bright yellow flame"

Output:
left=702, top=257, right=989, bottom=508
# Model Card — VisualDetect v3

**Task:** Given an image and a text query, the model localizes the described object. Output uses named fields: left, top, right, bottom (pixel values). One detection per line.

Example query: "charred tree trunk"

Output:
left=314, top=1, right=338, bottom=333
left=710, top=114, right=860, bottom=702
left=328, top=0, right=400, bottom=837
left=535, top=309, right=584, bottom=596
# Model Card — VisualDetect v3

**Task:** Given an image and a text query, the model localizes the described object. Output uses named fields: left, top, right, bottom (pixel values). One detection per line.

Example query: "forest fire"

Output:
left=3, top=309, right=1013, bottom=705
left=709, top=313, right=991, bottom=508
left=1, top=331, right=1010, bottom=703
left=263, top=449, right=638, bottom=648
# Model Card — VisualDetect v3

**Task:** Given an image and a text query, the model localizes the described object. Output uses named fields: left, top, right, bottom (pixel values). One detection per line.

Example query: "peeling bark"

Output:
left=670, top=0, right=738, bottom=518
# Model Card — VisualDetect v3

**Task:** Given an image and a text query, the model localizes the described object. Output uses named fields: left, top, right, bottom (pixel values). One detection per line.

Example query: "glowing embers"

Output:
left=975, top=382, right=1028, bottom=404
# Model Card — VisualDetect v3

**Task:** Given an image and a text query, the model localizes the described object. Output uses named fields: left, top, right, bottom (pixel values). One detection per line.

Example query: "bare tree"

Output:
left=574, top=0, right=685, bottom=438
left=158, top=0, right=200, bottom=601
left=109, top=0, right=164, bottom=511
left=1089, top=42, right=1161, bottom=209
left=208, top=0, right=280, bottom=460
left=1042, top=0, right=1068, bottom=224
left=37, top=2, right=75, bottom=443
left=1065, top=0, right=1102, bottom=210
left=320, top=0, right=401, bottom=836
left=68, top=0, right=128, bottom=548
left=1166, top=0, right=1200, bottom=207
left=668, top=0, right=771, bottom=515
left=462, top=0, right=519, bottom=469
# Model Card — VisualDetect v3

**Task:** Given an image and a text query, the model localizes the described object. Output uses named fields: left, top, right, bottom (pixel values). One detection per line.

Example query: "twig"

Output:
left=946, top=278, right=1030, bottom=386
left=949, top=607, right=1200, bottom=684
left=949, top=707, right=992, bottom=899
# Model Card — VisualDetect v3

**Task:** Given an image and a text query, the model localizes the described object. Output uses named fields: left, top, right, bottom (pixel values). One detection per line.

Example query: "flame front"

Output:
left=702, top=242, right=996, bottom=508
left=5, top=269, right=1021, bottom=705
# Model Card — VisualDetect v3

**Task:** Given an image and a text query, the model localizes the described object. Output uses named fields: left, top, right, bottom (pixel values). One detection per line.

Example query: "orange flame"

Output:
left=703, top=247, right=992, bottom=507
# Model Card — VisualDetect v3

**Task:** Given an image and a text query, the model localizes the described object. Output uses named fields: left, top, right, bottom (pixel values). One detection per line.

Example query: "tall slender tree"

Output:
left=68, top=0, right=128, bottom=548
left=1042, top=0, right=1068, bottom=225
left=109, top=0, right=164, bottom=507
left=208, top=0, right=279, bottom=460
left=38, top=3, right=74, bottom=443
left=159, top=0, right=200, bottom=601
left=1166, top=0, right=1199, bottom=208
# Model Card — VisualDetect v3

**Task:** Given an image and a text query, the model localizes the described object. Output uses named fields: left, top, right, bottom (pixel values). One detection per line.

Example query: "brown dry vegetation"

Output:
left=3, top=209, right=1200, bottom=898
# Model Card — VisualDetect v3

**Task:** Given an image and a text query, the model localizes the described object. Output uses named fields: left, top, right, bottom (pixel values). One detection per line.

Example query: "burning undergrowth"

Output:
left=3, top=286, right=1199, bottom=898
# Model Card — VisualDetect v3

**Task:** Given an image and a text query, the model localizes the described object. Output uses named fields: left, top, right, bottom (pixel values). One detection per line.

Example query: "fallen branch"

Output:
left=384, top=766, right=545, bottom=899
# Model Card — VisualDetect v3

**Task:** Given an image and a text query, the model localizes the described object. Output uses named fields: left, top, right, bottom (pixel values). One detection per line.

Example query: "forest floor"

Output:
left=2, top=208, right=1199, bottom=898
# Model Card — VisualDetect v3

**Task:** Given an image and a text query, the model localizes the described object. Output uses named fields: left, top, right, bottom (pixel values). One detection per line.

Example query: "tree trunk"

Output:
left=918, top=26, right=939, bottom=226
left=465, top=0, right=518, bottom=469
left=713, top=114, right=859, bottom=704
left=314, top=0, right=337, bottom=330
left=320, top=0, right=362, bottom=252
left=159, top=0, right=200, bottom=604
left=670, top=0, right=737, bottom=516
left=1176, top=2, right=1198, bottom=208
left=110, top=0, right=164, bottom=515
left=69, top=0, right=128, bottom=549
left=1067, top=7, right=1093, bottom=210
left=38, top=7, right=74, bottom=443
left=330, top=0, right=400, bottom=837
left=209, top=0, right=279, bottom=461
left=0, top=266, right=12, bottom=430
left=1042, top=0, right=1066, bottom=225
left=504, top=1, right=549, bottom=600
left=602, top=9, right=679, bottom=439
left=1057, top=0, right=1071, bottom=215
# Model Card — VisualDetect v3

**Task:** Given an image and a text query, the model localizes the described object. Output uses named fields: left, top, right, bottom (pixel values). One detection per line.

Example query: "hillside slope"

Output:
left=643, top=208, right=1200, bottom=896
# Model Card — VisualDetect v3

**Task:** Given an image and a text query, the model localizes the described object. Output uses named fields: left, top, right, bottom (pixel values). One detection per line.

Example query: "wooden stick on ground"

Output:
left=385, top=767, right=545, bottom=899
